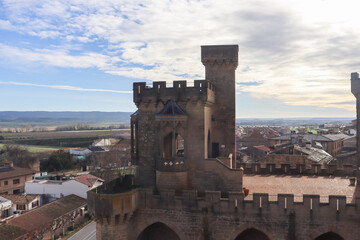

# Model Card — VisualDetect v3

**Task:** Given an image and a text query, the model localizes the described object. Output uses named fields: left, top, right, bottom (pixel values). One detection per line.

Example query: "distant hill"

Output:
left=236, top=117, right=354, bottom=126
left=0, top=111, right=132, bottom=126
left=0, top=112, right=354, bottom=127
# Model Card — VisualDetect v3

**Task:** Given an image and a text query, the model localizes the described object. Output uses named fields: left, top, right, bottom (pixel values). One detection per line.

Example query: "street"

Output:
left=68, top=221, right=96, bottom=240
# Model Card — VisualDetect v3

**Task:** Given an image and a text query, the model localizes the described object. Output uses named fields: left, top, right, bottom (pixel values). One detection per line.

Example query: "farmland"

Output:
left=0, top=143, right=61, bottom=152
left=0, top=129, right=130, bottom=149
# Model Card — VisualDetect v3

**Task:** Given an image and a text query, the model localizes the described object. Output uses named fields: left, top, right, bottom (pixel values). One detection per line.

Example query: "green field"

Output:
left=0, top=143, right=62, bottom=152
left=0, top=129, right=130, bottom=149
left=0, top=129, right=129, bottom=140
left=289, top=126, right=318, bottom=134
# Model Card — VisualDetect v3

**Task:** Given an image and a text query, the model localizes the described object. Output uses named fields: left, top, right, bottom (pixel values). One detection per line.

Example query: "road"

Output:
left=68, top=221, right=96, bottom=240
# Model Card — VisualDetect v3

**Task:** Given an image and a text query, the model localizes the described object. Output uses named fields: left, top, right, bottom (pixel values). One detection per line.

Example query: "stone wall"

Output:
left=262, top=154, right=309, bottom=167
left=239, top=162, right=356, bottom=176
left=92, top=188, right=360, bottom=240
left=193, top=158, right=243, bottom=192
left=133, top=80, right=215, bottom=105
left=156, top=171, right=188, bottom=191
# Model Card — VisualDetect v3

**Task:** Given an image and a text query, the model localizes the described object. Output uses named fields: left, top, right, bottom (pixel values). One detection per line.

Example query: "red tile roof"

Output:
left=0, top=224, right=27, bottom=240
left=74, top=174, right=103, bottom=187
left=253, top=145, right=271, bottom=152
left=0, top=194, right=39, bottom=204
left=0, top=166, right=36, bottom=180
left=8, top=211, right=52, bottom=232
left=5, top=194, right=86, bottom=239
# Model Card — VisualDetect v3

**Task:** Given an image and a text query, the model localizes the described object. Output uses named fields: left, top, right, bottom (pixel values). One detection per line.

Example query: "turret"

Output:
left=351, top=72, right=360, bottom=185
left=351, top=72, right=360, bottom=97
left=201, top=45, right=238, bottom=166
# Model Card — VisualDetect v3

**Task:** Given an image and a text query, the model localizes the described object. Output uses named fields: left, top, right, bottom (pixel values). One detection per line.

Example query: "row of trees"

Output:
left=0, top=123, right=130, bottom=133
left=55, top=123, right=129, bottom=131
left=0, top=145, right=38, bottom=169
left=0, top=145, right=73, bottom=172
left=1, top=142, right=132, bottom=178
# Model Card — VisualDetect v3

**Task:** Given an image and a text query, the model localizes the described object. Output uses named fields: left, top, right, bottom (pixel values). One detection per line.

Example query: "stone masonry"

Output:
left=88, top=46, right=360, bottom=240
left=351, top=72, right=360, bottom=185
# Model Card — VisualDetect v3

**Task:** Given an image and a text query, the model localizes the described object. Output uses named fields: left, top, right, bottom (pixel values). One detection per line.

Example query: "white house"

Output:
left=25, top=174, right=103, bottom=200
left=0, top=194, right=40, bottom=215
left=0, top=196, right=12, bottom=221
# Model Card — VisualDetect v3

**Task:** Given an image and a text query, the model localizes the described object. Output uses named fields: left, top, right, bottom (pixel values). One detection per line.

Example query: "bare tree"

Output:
left=0, top=145, right=38, bottom=169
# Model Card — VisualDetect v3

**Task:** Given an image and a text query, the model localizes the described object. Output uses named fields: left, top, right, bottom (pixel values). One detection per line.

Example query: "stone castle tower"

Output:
left=351, top=72, right=360, bottom=184
left=131, top=45, right=242, bottom=193
left=88, top=46, right=360, bottom=240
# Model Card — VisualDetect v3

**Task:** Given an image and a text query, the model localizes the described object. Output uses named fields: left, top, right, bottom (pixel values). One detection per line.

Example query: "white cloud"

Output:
left=0, top=43, right=122, bottom=70
left=0, top=81, right=132, bottom=93
left=0, top=0, right=359, bottom=112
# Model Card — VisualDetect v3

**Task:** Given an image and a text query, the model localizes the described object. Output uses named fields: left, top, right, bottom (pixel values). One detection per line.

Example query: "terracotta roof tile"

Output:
left=253, top=145, right=271, bottom=152
left=35, top=194, right=86, bottom=219
left=6, top=194, right=86, bottom=236
left=0, top=194, right=39, bottom=204
left=8, top=211, right=52, bottom=232
left=0, top=166, right=36, bottom=180
left=74, top=174, right=103, bottom=187
left=0, top=224, right=27, bottom=240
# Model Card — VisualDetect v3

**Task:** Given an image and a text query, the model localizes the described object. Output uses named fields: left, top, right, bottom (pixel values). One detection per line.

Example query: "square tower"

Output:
left=201, top=45, right=238, bottom=165
left=131, top=45, right=241, bottom=192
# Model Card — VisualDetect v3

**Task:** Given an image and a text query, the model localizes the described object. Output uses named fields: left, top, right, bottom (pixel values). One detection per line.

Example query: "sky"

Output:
left=0, top=0, right=359, bottom=118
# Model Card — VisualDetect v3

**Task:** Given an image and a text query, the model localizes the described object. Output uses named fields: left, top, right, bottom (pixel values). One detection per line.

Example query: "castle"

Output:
left=88, top=45, right=360, bottom=240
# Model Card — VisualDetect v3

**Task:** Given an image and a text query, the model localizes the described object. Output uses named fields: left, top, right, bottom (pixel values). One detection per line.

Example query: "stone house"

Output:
left=0, top=196, right=12, bottom=222
left=0, top=194, right=40, bottom=215
left=0, top=194, right=86, bottom=240
left=0, top=164, right=36, bottom=194
left=269, top=133, right=352, bottom=157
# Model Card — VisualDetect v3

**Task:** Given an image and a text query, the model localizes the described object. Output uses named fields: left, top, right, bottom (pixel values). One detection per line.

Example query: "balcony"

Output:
left=156, top=157, right=187, bottom=172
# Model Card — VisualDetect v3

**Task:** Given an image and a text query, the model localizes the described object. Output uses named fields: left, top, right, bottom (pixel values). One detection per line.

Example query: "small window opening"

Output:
left=163, top=132, right=185, bottom=159
left=176, top=134, right=184, bottom=157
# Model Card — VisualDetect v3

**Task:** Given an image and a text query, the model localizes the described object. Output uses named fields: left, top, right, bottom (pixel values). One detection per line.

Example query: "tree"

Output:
left=88, top=145, right=130, bottom=182
left=41, top=150, right=72, bottom=172
left=0, top=145, right=37, bottom=169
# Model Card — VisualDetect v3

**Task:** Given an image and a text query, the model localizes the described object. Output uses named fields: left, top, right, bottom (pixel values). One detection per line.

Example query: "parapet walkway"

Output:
left=243, top=174, right=359, bottom=203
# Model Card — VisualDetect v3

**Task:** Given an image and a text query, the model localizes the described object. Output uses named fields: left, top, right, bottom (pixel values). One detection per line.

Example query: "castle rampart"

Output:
left=239, top=162, right=357, bottom=176
left=133, top=80, right=215, bottom=106
left=351, top=72, right=360, bottom=185
left=89, top=188, right=360, bottom=240
left=89, top=46, right=360, bottom=240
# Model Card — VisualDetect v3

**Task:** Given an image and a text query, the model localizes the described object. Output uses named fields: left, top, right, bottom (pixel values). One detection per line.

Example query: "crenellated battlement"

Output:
left=351, top=72, right=360, bottom=97
left=133, top=80, right=215, bottom=105
left=239, top=162, right=357, bottom=176
left=89, top=187, right=360, bottom=221
left=137, top=189, right=358, bottom=213
left=201, top=45, right=238, bottom=67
